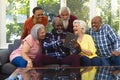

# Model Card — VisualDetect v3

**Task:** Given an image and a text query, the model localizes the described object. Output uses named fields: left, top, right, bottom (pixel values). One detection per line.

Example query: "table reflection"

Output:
left=7, top=66, right=120, bottom=80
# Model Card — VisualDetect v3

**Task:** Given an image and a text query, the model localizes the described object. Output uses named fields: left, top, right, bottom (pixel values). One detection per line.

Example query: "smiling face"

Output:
left=60, top=10, right=70, bottom=20
left=53, top=17, right=64, bottom=34
left=91, top=16, right=102, bottom=31
left=38, top=28, right=46, bottom=40
left=34, top=9, right=44, bottom=22
left=73, top=22, right=83, bottom=36
left=73, top=20, right=86, bottom=36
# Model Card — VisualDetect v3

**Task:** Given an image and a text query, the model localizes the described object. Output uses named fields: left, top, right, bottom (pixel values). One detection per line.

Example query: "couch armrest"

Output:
left=0, top=49, right=10, bottom=65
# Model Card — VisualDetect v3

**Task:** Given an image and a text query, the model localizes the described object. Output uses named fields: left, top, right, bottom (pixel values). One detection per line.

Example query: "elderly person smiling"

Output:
left=72, top=20, right=102, bottom=66
left=88, top=16, right=120, bottom=66
left=57, top=7, right=78, bottom=33
left=9, top=24, right=46, bottom=68
left=34, top=17, right=81, bottom=67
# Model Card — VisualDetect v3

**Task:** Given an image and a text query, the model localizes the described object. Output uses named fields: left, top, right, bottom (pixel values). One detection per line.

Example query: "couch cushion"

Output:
left=8, top=44, right=14, bottom=53
left=0, top=49, right=10, bottom=65
left=1, top=63, right=16, bottom=75
left=8, top=39, right=21, bottom=53
left=13, top=39, right=21, bottom=50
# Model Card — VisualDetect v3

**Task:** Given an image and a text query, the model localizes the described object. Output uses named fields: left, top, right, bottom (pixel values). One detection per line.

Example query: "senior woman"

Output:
left=72, top=20, right=102, bottom=66
left=9, top=24, right=46, bottom=68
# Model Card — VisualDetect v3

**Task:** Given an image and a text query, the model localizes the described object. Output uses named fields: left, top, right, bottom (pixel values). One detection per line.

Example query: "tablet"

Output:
left=64, top=32, right=77, bottom=48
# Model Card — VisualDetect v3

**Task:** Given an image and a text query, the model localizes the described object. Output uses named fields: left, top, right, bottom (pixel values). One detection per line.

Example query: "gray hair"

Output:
left=73, top=20, right=87, bottom=33
left=31, top=24, right=45, bottom=40
left=59, top=7, right=71, bottom=15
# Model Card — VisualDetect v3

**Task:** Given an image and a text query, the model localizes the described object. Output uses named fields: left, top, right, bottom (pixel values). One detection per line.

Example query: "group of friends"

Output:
left=9, top=6, right=120, bottom=69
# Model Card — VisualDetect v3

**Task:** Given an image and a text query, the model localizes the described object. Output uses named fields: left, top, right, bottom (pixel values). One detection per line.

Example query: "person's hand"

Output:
left=80, top=53, right=85, bottom=56
left=26, top=60, right=33, bottom=68
left=61, top=39, right=65, bottom=43
left=111, top=70, right=120, bottom=77
left=112, top=50, right=120, bottom=56
left=70, top=39, right=81, bottom=52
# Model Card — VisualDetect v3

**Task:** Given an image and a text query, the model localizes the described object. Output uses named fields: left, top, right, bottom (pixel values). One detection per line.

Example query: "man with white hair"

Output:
left=57, top=7, right=78, bottom=33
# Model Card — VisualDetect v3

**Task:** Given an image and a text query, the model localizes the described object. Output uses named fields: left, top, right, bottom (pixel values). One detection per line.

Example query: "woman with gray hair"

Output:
left=9, top=24, right=46, bottom=68
left=72, top=20, right=102, bottom=66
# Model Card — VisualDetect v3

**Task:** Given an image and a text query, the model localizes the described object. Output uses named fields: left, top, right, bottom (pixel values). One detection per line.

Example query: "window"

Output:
left=96, top=0, right=120, bottom=33
left=37, top=0, right=60, bottom=32
left=6, top=0, right=29, bottom=42
left=0, top=0, right=120, bottom=48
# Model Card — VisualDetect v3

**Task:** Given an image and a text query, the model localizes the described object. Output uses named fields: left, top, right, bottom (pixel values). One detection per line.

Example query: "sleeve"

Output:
left=21, top=20, right=28, bottom=39
left=88, top=35, right=97, bottom=55
left=22, top=35, right=34, bottom=47
left=116, top=38, right=120, bottom=52
left=107, top=25, right=119, bottom=50
left=116, top=47, right=120, bottom=52
left=43, top=33, right=63, bottom=51
left=43, top=39, right=63, bottom=50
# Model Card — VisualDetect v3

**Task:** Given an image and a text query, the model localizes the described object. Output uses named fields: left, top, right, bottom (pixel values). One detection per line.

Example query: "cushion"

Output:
left=1, top=63, right=16, bottom=74
left=8, top=44, right=14, bottom=53
left=0, top=58, right=1, bottom=66
left=13, top=39, right=21, bottom=50
left=0, top=49, right=10, bottom=65
left=8, top=39, right=21, bottom=53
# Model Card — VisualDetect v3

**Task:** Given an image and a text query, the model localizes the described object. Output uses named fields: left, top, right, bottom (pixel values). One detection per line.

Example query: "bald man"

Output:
left=88, top=16, right=120, bottom=66
left=34, top=17, right=81, bottom=68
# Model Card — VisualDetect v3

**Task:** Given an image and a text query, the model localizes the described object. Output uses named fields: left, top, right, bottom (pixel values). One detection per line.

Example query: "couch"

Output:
left=0, top=39, right=21, bottom=79
left=0, top=39, right=70, bottom=80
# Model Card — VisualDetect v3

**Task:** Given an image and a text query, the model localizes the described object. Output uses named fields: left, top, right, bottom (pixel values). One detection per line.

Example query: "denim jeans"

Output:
left=80, top=56, right=102, bottom=66
left=111, top=56, right=120, bottom=66
left=100, top=56, right=120, bottom=66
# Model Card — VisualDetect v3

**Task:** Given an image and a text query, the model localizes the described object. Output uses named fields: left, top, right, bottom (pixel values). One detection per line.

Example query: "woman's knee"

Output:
left=111, top=56, right=120, bottom=66
left=91, top=57, right=102, bottom=66
left=12, top=56, right=27, bottom=67
left=80, top=56, right=91, bottom=66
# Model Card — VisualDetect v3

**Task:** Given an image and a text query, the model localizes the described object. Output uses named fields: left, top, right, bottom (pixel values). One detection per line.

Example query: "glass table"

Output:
left=6, top=66, right=120, bottom=80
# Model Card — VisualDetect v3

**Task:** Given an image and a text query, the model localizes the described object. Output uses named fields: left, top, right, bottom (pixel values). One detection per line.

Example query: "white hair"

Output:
left=73, top=20, right=87, bottom=33
left=59, top=7, right=71, bottom=15
left=31, top=24, right=45, bottom=40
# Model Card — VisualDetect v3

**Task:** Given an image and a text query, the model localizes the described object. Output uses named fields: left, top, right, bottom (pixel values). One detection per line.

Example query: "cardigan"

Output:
left=21, top=15, right=48, bottom=39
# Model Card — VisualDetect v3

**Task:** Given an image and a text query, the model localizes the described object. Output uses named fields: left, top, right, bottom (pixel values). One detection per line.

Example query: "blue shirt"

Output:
left=94, top=67, right=116, bottom=80
left=88, top=24, right=120, bottom=57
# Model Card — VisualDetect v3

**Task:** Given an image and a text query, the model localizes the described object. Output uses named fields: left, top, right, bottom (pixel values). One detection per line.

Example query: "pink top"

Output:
left=10, top=34, right=42, bottom=62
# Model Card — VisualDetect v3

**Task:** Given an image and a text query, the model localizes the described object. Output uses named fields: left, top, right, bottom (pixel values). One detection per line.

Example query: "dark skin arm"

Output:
left=70, top=39, right=81, bottom=53
left=112, top=50, right=120, bottom=56
left=70, top=39, right=92, bottom=56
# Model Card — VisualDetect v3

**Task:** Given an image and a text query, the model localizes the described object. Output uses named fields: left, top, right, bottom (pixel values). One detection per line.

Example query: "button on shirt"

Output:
left=43, top=30, right=70, bottom=60
left=88, top=24, right=120, bottom=57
